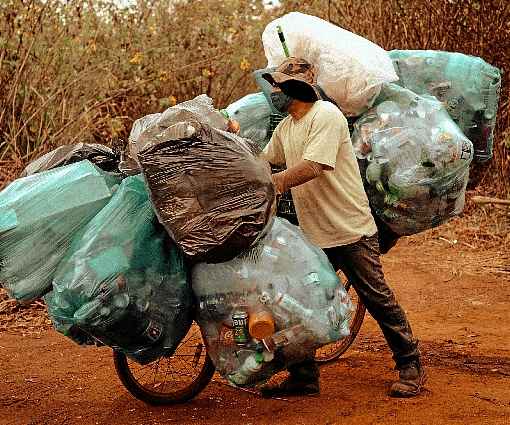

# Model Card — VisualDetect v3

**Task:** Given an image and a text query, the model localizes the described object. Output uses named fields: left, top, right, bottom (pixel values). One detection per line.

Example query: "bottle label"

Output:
left=143, top=320, right=163, bottom=343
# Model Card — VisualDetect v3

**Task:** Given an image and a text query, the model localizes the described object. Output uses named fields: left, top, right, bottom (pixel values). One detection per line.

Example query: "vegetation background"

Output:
left=0, top=0, right=508, bottom=197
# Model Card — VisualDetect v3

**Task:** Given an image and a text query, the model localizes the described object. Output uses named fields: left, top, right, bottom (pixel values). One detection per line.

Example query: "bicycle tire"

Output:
left=315, top=281, right=366, bottom=364
left=113, top=323, right=215, bottom=405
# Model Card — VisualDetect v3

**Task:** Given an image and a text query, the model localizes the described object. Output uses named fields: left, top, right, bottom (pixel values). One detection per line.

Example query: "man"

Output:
left=259, top=57, right=427, bottom=398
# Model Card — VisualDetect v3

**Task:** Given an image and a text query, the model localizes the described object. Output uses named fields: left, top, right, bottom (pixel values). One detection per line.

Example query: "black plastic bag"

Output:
left=21, top=143, right=120, bottom=177
left=137, top=120, right=275, bottom=263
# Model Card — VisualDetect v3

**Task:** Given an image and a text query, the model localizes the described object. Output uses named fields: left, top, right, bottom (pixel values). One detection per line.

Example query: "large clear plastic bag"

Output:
left=389, top=50, right=501, bottom=162
left=21, top=143, right=121, bottom=177
left=137, top=113, right=275, bottom=263
left=0, top=161, right=120, bottom=302
left=45, top=175, right=192, bottom=364
left=352, top=84, right=474, bottom=236
left=225, top=93, right=271, bottom=149
left=192, top=218, right=352, bottom=387
left=262, top=12, right=398, bottom=116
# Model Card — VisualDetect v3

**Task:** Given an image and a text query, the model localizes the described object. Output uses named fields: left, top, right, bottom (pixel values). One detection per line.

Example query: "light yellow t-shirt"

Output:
left=263, top=100, right=377, bottom=248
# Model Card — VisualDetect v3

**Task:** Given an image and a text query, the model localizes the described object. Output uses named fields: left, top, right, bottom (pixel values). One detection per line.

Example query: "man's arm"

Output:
left=272, top=160, right=327, bottom=194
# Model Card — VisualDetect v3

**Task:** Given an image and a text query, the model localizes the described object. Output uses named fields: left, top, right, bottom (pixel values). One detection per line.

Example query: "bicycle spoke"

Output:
left=120, top=321, right=211, bottom=397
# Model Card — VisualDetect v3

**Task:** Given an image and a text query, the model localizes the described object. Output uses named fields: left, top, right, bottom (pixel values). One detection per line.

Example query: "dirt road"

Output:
left=1, top=238, right=509, bottom=425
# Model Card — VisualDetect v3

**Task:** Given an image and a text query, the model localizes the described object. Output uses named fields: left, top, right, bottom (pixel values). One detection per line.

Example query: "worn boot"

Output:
left=389, top=360, right=427, bottom=398
left=260, top=361, right=320, bottom=398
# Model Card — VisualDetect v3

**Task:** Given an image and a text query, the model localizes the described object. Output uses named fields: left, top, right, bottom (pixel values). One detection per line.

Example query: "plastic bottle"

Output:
left=248, top=306, right=275, bottom=340
left=227, top=353, right=263, bottom=386
left=262, top=324, right=307, bottom=352
left=274, top=293, right=314, bottom=322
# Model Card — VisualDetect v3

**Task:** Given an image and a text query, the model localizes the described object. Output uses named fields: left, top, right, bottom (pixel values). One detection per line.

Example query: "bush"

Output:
left=1, top=0, right=508, bottom=196
left=0, top=0, right=270, bottom=180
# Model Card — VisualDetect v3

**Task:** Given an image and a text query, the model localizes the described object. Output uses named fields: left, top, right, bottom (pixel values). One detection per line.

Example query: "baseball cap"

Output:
left=262, top=57, right=321, bottom=102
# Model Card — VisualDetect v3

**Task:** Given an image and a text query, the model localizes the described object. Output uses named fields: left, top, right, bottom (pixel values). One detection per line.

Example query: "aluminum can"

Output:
left=232, top=311, right=250, bottom=345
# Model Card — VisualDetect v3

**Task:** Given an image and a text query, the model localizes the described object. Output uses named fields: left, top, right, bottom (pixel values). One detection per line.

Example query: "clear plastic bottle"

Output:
left=274, top=293, right=314, bottom=322
left=262, top=324, right=307, bottom=352
left=227, top=351, right=273, bottom=386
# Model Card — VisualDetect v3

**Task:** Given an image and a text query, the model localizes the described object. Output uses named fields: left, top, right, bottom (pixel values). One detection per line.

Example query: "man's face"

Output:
left=270, top=85, right=293, bottom=114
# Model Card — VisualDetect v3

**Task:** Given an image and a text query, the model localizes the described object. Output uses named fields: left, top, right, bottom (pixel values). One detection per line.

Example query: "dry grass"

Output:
left=0, top=288, right=51, bottom=334
left=1, top=1, right=508, bottom=194
left=0, top=0, right=270, bottom=176
left=401, top=193, right=510, bottom=279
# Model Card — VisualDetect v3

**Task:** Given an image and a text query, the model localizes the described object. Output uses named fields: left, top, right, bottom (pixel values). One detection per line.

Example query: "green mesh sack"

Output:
left=389, top=50, right=501, bottom=162
left=0, top=161, right=120, bottom=302
left=45, top=175, right=192, bottom=364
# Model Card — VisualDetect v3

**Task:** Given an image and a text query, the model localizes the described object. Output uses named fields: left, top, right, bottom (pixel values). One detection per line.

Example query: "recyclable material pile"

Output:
left=352, top=84, right=474, bottom=235
left=0, top=159, right=193, bottom=363
left=263, top=12, right=398, bottom=117
left=0, top=161, right=120, bottom=302
left=227, top=12, right=500, bottom=236
left=0, top=94, right=292, bottom=371
left=193, top=218, right=351, bottom=387
left=129, top=95, right=351, bottom=384
left=132, top=96, right=275, bottom=264
left=45, top=175, right=192, bottom=364
left=389, top=50, right=501, bottom=162
left=0, top=10, right=502, bottom=388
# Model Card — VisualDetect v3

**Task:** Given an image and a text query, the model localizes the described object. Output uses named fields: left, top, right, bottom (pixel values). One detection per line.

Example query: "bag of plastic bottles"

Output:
left=224, top=93, right=271, bottom=149
left=253, top=68, right=284, bottom=116
left=352, top=84, right=474, bottom=236
left=45, top=175, right=192, bottom=364
left=129, top=94, right=229, bottom=160
left=262, top=12, right=398, bottom=116
left=0, top=161, right=120, bottom=302
left=124, top=95, right=231, bottom=176
left=137, top=112, right=276, bottom=263
left=21, top=143, right=121, bottom=177
left=389, top=50, right=501, bottom=162
left=192, top=218, right=352, bottom=387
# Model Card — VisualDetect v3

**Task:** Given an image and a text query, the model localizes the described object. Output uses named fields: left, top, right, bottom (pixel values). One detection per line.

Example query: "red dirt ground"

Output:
left=1, top=237, right=509, bottom=425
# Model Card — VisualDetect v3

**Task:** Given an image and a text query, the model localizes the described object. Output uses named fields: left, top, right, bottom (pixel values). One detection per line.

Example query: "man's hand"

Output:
left=227, top=119, right=240, bottom=134
left=272, top=172, right=286, bottom=195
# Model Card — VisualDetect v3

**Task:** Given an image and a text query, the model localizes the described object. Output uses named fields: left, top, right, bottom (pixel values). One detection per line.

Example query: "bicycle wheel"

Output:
left=315, top=275, right=366, bottom=364
left=113, top=321, right=215, bottom=405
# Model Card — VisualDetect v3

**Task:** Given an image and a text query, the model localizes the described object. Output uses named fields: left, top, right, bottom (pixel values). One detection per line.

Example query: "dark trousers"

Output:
left=290, top=233, right=419, bottom=381
left=324, top=233, right=420, bottom=368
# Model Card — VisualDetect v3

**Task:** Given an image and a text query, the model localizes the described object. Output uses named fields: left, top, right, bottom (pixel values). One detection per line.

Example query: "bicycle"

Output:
left=113, top=124, right=368, bottom=404
left=113, top=276, right=366, bottom=405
